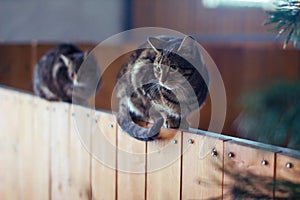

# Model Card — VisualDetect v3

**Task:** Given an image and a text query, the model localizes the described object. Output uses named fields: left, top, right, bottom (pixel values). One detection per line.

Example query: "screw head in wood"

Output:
left=109, top=124, right=114, bottom=128
left=187, top=139, right=194, bottom=144
left=286, top=162, right=292, bottom=169
left=261, top=160, right=268, bottom=166
left=228, top=152, right=234, bottom=159
left=211, top=149, right=218, bottom=157
left=172, top=139, right=177, bottom=144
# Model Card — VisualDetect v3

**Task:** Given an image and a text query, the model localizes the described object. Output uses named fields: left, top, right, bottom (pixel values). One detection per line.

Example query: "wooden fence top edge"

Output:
left=1, top=85, right=299, bottom=159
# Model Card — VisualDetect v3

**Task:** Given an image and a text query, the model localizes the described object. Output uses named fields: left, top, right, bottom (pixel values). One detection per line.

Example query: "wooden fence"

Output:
left=0, top=86, right=300, bottom=199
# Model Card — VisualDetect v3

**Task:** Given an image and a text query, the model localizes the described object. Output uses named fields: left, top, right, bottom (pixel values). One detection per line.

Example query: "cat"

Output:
left=116, top=35, right=209, bottom=141
left=33, top=43, right=101, bottom=105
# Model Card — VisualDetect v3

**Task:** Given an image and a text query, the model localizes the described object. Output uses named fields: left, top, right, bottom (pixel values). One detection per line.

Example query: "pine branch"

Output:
left=264, top=0, right=300, bottom=49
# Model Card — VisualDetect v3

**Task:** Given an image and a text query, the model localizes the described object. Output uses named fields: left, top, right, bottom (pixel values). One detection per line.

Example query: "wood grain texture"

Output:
left=50, top=102, right=71, bottom=200
left=117, top=127, right=146, bottom=200
left=275, top=153, right=300, bottom=199
left=0, top=89, right=21, bottom=199
left=31, top=97, right=51, bottom=200
left=146, top=129, right=181, bottom=200
left=91, top=111, right=117, bottom=200
left=223, top=141, right=276, bottom=199
left=17, top=92, right=34, bottom=198
left=69, top=105, right=92, bottom=200
left=182, top=132, right=224, bottom=200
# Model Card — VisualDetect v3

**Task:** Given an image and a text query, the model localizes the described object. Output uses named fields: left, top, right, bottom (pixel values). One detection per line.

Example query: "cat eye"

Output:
left=70, top=72, right=75, bottom=78
left=170, top=65, right=178, bottom=71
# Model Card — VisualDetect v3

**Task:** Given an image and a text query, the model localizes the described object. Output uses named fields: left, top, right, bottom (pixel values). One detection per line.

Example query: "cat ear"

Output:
left=177, top=36, right=203, bottom=61
left=147, top=36, right=167, bottom=53
left=60, top=54, right=71, bottom=66
left=177, top=36, right=197, bottom=53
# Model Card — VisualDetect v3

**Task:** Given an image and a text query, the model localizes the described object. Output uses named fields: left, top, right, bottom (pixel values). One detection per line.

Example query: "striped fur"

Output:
left=33, top=44, right=100, bottom=105
left=116, top=36, right=209, bottom=141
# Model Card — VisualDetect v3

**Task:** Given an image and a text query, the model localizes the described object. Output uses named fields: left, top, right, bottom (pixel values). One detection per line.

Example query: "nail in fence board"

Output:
left=69, top=105, right=92, bottom=199
left=275, top=153, right=300, bottom=199
left=117, top=127, right=146, bottom=200
left=92, top=111, right=117, bottom=200
left=50, top=102, right=71, bottom=199
left=223, top=141, right=276, bottom=199
left=146, top=129, right=181, bottom=200
left=182, top=132, right=223, bottom=199
left=0, top=89, right=21, bottom=199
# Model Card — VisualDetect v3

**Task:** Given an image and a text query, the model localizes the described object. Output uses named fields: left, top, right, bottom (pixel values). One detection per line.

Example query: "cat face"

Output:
left=149, top=36, right=202, bottom=91
left=153, top=52, right=194, bottom=90
left=60, top=52, right=85, bottom=85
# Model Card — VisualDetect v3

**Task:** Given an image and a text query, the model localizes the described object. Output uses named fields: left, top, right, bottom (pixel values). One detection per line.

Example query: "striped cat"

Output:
left=116, top=36, right=209, bottom=141
left=33, top=44, right=100, bottom=105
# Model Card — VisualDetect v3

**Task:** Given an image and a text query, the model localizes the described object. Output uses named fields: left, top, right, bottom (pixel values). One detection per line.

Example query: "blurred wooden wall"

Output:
left=132, top=0, right=269, bottom=36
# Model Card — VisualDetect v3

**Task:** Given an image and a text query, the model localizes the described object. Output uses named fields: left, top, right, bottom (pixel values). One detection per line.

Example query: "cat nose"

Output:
left=160, top=75, right=167, bottom=83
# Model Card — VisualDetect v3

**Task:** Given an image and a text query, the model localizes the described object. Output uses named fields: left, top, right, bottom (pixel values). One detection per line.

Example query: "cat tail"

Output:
left=117, top=103, right=164, bottom=141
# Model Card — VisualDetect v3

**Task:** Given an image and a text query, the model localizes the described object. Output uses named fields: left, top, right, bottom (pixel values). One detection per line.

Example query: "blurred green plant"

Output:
left=265, top=0, right=300, bottom=49
left=235, top=80, right=300, bottom=150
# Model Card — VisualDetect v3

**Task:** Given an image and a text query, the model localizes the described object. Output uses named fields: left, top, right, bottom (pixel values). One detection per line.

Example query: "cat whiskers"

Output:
left=145, top=83, right=159, bottom=96
left=172, top=84, right=188, bottom=102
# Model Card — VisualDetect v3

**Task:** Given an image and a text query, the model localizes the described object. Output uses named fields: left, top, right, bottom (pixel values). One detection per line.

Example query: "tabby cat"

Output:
left=33, top=44, right=100, bottom=105
left=116, top=35, right=209, bottom=141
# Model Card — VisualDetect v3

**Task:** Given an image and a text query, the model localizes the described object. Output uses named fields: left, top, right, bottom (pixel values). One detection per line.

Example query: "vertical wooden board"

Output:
left=275, top=153, right=300, bottom=199
left=182, top=132, right=223, bottom=200
left=31, top=97, right=51, bottom=200
left=146, top=129, right=181, bottom=200
left=69, top=105, right=92, bottom=200
left=223, top=141, right=276, bottom=199
left=117, top=126, right=146, bottom=200
left=91, top=111, right=117, bottom=200
left=17, top=93, right=34, bottom=199
left=0, top=89, right=21, bottom=199
left=51, top=102, right=70, bottom=200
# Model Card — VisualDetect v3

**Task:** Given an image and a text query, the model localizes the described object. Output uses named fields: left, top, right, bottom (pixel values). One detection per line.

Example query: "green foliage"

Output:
left=235, top=80, right=300, bottom=150
left=265, top=0, right=300, bottom=49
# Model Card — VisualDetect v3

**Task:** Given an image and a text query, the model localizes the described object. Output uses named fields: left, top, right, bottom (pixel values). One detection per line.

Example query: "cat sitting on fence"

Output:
left=33, top=44, right=101, bottom=105
left=115, top=35, right=209, bottom=141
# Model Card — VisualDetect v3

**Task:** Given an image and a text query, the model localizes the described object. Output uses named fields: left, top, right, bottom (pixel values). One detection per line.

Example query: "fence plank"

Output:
left=32, top=97, right=51, bottom=199
left=182, top=132, right=223, bottom=199
left=17, top=93, right=35, bottom=198
left=223, top=141, right=276, bottom=199
left=91, top=111, right=117, bottom=200
left=117, top=127, right=146, bottom=200
left=51, top=102, right=70, bottom=200
left=0, top=89, right=21, bottom=199
left=69, top=105, right=92, bottom=200
left=146, top=129, right=181, bottom=200
left=275, top=153, right=300, bottom=199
